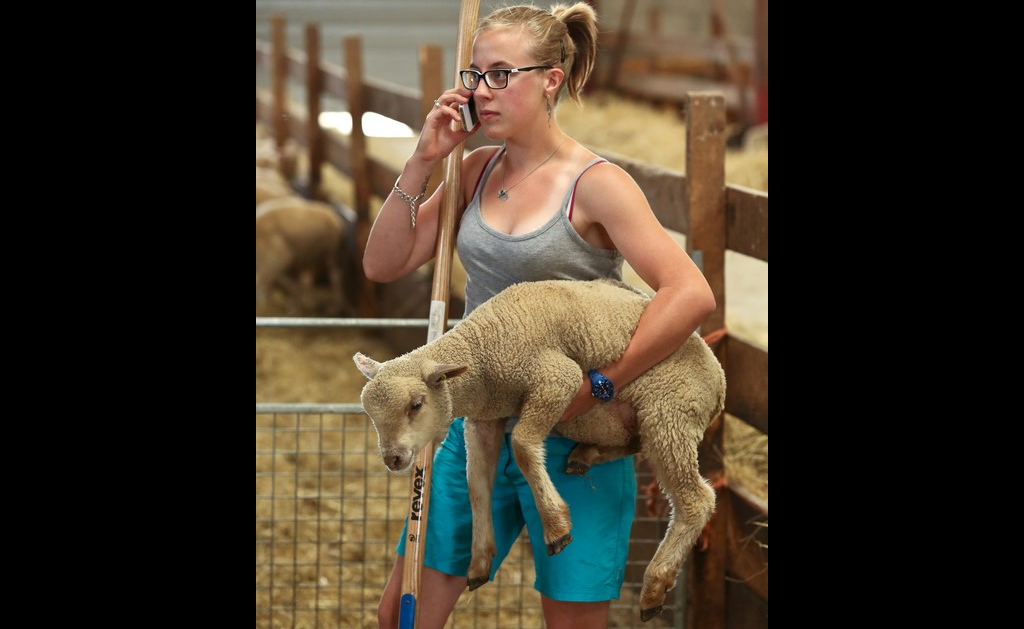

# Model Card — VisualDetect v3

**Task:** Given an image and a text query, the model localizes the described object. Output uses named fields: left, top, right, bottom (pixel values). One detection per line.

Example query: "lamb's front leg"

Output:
left=464, top=417, right=506, bottom=591
left=509, top=355, right=580, bottom=556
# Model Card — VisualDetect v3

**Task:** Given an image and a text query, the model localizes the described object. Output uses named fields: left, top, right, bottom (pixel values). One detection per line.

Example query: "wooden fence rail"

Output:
left=256, top=15, right=767, bottom=629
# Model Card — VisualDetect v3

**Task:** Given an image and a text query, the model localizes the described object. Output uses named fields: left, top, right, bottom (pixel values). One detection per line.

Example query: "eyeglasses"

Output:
left=459, top=66, right=552, bottom=91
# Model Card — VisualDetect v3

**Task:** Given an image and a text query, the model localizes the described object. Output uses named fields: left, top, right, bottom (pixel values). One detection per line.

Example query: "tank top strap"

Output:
left=566, top=157, right=609, bottom=221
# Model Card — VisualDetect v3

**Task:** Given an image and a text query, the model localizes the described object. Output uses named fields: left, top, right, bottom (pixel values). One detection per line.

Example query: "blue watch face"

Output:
left=589, top=370, right=614, bottom=401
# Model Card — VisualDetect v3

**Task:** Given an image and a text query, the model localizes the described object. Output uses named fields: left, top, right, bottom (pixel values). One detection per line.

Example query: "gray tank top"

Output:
left=457, top=147, right=624, bottom=315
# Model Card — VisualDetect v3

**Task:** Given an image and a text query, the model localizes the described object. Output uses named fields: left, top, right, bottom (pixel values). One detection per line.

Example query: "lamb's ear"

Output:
left=425, top=363, right=469, bottom=387
left=353, top=352, right=381, bottom=379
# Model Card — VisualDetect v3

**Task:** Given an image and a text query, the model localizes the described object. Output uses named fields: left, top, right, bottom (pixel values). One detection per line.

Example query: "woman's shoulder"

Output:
left=574, top=154, right=633, bottom=194
left=568, top=146, right=650, bottom=222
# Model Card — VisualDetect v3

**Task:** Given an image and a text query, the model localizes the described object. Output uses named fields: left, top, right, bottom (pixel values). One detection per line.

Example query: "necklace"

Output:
left=498, top=137, right=566, bottom=201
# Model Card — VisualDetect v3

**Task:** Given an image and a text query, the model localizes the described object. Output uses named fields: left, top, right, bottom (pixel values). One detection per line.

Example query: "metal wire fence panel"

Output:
left=256, top=404, right=680, bottom=629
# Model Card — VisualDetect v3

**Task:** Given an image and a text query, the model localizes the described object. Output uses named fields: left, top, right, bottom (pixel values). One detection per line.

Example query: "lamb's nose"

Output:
left=384, top=454, right=401, bottom=470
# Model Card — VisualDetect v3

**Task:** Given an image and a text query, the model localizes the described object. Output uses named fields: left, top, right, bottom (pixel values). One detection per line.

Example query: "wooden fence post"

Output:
left=755, top=0, right=768, bottom=123
left=305, top=23, right=323, bottom=197
left=684, top=90, right=727, bottom=629
left=271, top=15, right=288, bottom=149
left=346, top=37, right=370, bottom=218
left=603, top=0, right=637, bottom=90
left=344, top=36, right=378, bottom=317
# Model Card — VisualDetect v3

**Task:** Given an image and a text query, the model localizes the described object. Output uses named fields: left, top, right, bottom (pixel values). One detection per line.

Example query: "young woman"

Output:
left=363, top=4, right=715, bottom=628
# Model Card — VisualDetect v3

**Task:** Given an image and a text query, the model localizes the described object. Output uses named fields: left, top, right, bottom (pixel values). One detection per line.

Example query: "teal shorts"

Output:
left=397, top=417, right=636, bottom=602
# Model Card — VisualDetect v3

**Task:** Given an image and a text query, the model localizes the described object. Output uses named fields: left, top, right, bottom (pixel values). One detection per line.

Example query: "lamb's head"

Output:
left=353, top=352, right=468, bottom=472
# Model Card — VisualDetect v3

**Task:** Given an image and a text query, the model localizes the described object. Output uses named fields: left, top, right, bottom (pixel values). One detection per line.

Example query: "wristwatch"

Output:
left=588, top=369, right=615, bottom=402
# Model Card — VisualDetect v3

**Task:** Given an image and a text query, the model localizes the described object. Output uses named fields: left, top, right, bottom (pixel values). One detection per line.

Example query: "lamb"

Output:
left=256, top=135, right=298, bottom=206
left=256, top=136, right=298, bottom=179
left=256, top=166, right=292, bottom=207
left=353, top=278, right=726, bottom=622
left=256, top=196, right=344, bottom=315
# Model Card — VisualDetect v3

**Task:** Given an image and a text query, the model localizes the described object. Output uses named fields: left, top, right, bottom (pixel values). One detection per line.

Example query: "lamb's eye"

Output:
left=410, top=400, right=423, bottom=413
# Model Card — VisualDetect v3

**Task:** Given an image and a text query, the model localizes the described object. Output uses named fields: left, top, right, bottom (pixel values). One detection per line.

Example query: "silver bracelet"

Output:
left=393, top=178, right=429, bottom=228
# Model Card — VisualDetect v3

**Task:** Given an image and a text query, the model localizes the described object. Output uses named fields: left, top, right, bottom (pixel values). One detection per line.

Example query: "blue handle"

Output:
left=399, top=593, right=417, bottom=629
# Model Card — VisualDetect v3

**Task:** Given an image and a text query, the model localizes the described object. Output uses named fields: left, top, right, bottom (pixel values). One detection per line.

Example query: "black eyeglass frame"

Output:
left=459, top=65, right=553, bottom=90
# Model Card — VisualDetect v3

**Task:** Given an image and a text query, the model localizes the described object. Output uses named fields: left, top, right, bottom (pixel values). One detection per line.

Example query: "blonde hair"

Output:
left=477, top=3, right=598, bottom=106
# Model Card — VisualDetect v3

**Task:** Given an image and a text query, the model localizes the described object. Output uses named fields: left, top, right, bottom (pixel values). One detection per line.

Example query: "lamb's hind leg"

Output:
left=464, top=418, right=506, bottom=591
left=566, top=437, right=641, bottom=475
left=637, top=421, right=716, bottom=622
left=563, top=399, right=639, bottom=475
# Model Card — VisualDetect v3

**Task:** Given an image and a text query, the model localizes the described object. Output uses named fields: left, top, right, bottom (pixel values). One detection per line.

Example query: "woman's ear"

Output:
left=546, top=68, right=565, bottom=93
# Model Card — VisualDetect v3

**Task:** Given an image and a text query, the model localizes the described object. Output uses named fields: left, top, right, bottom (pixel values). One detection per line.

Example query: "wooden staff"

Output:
left=399, top=2, right=480, bottom=628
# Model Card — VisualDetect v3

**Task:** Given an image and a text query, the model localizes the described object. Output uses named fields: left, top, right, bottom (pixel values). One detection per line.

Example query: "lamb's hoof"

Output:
left=565, top=461, right=590, bottom=475
left=546, top=533, right=572, bottom=556
left=640, top=605, right=664, bottom=622
left=467, top=576, right=489, bottom=591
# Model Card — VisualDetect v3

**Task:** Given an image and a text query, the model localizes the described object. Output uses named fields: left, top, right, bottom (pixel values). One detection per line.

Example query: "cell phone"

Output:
left=460, top=97, right=478, bottom=132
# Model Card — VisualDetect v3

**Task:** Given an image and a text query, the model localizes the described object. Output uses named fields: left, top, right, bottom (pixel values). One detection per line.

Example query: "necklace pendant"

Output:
left=498, top=189, right=509, bottom=201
